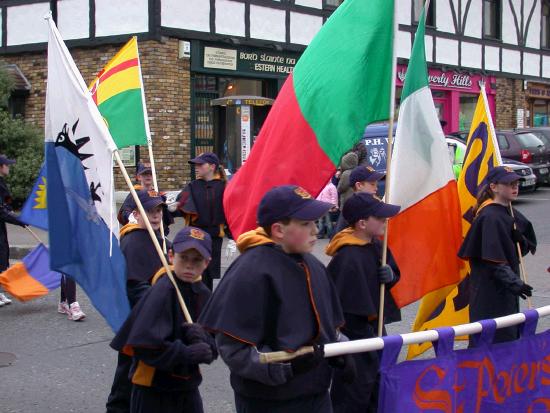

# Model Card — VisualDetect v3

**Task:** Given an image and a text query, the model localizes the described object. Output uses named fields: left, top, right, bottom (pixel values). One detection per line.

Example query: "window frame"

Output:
left=482, top=0, right=502, bottom=41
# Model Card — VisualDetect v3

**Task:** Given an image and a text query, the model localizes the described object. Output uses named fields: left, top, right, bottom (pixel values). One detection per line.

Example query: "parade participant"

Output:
left=334, top=164, right=385, bottom=234
left=118, top=162, right=174, bottom=234
left=326, top=192, right=401, bottom=413
left=57, top=274, right=86, bottom=321
left=0, top=154, right=25, bottom=307
left=177, top=152, right=227, bottom=291
left=458, top=166, right=536, bottom=344
left=199, top=185, right=353, bottom=413
left=111, top=226, right=216, bottom=413
left=106, top=190, right=172, bottom=413
left=316, top=180, right=338, bottom=239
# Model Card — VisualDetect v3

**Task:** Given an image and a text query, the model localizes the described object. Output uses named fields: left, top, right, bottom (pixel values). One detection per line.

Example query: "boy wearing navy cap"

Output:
left=107, top=190, right=173, bottom=413
left=459, top=166, right=536, bottom=344
left=334, top=165, right=385, bottom=234
left=199, top=185, right=351, bottom=413
left=326, top=192, right=402, bottom=413
left=177, top=152, right=228, bottom=290
left=111, top=226, right=215, bottom=413
left=0, top=155, right=25, bottom=307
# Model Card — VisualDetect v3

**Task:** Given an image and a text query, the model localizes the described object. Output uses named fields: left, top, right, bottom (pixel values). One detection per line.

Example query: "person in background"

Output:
left=57, top=274, right=86, bottom=321
left=0, top=154, right=25, bottom=307
left=316, top=180, right=338, bottom=239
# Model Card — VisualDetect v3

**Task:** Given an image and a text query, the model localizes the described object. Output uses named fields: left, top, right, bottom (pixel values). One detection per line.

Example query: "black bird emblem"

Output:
left=55, top=119, right=93, bottom=164
left=90, top=182, right=102, bottom=203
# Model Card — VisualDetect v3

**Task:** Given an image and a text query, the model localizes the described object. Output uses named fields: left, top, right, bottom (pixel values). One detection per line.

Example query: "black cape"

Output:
left=111, top=275, right=211, bottom=391
left=177, top=179, right=226, bottom=238
left=458, top=203, right=536, bottom=342
left=120, top=226, right=171, bottom=283
left=327, top=239, right=401, bottom=331
left=0, top=177, right=22, bottom=271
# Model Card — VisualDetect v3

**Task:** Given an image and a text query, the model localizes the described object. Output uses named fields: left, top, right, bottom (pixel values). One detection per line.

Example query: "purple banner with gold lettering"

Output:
left=379, top=310, right=550, bottom=412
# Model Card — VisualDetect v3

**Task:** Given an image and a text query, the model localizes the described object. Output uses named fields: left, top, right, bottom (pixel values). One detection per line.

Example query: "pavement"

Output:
left=1, top=187, right=549, bottom=412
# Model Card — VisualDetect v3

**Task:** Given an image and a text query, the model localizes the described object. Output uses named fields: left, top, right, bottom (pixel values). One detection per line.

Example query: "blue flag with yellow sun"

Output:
left=20, top=164, right=48, bottom=231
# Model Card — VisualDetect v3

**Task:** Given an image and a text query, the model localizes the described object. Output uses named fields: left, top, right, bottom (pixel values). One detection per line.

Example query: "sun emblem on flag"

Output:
left=33, top=176, right=47, bottom=210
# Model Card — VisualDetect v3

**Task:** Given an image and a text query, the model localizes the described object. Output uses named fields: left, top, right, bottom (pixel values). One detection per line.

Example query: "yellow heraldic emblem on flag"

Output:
left=407, top=91, right=501, bottom=359
left=34, top=176, right=47, bottom=209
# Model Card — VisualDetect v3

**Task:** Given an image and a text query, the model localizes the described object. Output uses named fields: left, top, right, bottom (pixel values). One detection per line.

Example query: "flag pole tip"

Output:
left=44, top=11, right=53, bottom=20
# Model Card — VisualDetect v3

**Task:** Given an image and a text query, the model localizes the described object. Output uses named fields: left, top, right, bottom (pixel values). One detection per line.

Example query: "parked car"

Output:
left=361, top=123, right=397, bottom=197
left=516, top=127, right=550, bottom=175
left=447, top=131, right=468, bottom=143
left=496, top=130, right=550, bottom=186
left=446, top=137, right=537, bottom=192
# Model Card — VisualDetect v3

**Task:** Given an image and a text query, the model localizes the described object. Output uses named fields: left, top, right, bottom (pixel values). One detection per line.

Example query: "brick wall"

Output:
left=495, top=77, right=527, bottom=129
left=1, top=37, right=192, bottom=191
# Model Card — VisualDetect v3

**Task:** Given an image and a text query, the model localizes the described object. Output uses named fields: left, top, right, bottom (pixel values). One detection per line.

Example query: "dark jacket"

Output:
left=337, top=152, right=359, bottom=210
left=0, top=177, right=23, bottom=271
left=458, top=202, right=536, bottom=342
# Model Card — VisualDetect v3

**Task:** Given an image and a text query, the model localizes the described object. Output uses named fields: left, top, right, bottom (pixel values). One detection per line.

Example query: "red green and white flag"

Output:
left=387, top=5, right=464, bottom=308
left=224, top=0, right=395, bottom=238
left=89, top=37, right=149, bottom=149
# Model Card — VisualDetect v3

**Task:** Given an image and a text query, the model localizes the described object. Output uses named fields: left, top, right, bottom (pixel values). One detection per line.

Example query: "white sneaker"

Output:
left=58, top=301, right=71, bottom=315
left=68, top=302, right=86, bottom=321
left=0, top=293, right=12, bottom=305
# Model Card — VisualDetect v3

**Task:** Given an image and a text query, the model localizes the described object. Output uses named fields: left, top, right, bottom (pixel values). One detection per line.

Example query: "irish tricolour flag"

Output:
left=387, top=5, right=464, bottom=308
left=224, top=0, right=395, bottom=238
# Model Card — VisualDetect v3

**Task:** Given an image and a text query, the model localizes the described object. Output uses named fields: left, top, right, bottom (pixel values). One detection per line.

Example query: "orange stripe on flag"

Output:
left=96, top=66, right=141, bottom=105
left=388, top=181, right=465, bottom=308
left=98, top=58, right=139, bottom=83
left=0, top=263, right=49, bottom=301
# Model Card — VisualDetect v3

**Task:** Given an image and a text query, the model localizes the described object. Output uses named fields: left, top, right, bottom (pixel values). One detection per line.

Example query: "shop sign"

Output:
left=526, top=83, right=550, bottom=98
left=397, top=68, right=473, bottom=89
left=204, top=47, right=237, bottom=70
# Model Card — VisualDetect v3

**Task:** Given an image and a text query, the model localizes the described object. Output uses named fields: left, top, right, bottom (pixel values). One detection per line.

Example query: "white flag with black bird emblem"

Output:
left=44, top=14, right=118, bottom=235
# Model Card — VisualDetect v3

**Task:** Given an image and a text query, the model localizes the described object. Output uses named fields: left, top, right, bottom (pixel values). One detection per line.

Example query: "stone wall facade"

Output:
left=1, top=37, right=192, bottom=191
left=495, top=77, right=527, bottom=129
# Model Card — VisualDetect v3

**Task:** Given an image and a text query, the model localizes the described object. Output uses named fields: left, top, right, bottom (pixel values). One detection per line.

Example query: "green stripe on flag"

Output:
left=97, top=89, right=148, bottom=149
left=293, top=0, right=394, bottom=164
left=401, top=6, right=429, bottom=101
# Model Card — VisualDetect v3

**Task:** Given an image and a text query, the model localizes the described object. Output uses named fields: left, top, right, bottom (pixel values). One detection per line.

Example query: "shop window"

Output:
left=483, top=0, right=501, bottom=40
left=459, top=94, right=478, bottom=131
left=497, top=134, right=510, bottom=150
left=543, top=1, right=550, bottom=48
left=192, top=75, right=218, bottom=156
left=324, top=0, right=344, bottom=9
left=413, top=0, right=435, bottom=26
left=532, top=99, right=550, bottom=126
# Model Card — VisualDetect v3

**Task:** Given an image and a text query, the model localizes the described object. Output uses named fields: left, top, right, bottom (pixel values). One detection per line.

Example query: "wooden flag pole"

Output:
left=114, top=150, right=192, bottom=323
left=377, top=0, right=400, bottom=337
left=147, top=143, right=167, bottom=254
left=509, top=203, right=533, bottom=309
left=24, top=226, right=44, bottom=245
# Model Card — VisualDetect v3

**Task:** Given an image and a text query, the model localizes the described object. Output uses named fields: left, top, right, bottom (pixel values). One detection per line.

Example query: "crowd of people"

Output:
left=0, top=148, right=537, bottom=413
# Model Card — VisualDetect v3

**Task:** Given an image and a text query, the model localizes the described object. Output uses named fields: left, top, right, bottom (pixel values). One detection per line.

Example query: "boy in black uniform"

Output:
left=118, top=163, right=174, bottom=234
left=111, top=226, right=216, bottom=413
left=106, top=190, right=172, bottom=413
left=199, top=185, right=353, bottom=413
left=326, top=192, right=401, bottom=413
left=177, top=152, right=227, bottom=290
left=0, top=155, right=25, bottom=306
left=459, top=166, right=536, bottom=344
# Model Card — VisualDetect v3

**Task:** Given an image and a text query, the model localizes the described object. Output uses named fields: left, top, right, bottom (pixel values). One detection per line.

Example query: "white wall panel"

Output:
left=435, top=0, right=455, bottom=33
left=523, top=52, right=540, bottom=77
left=290, top=12, right=322, bottom=45
left=7, top=3, right=50, bottom=46
left=501, top=49, right=521, bottom=73
left=425, top=34, right=433, bottom=62
left=484, top=46, right=500, bottom=71
left=295, top=0, right=322, bottom=8
left=461, top=42, right=482, bottom=69
left=58, top=0, right=89, bottom=40
left=525, top=0, right=540, bottom=49
left=543, top=56, right=550, bottom=79
left=250, top=5, right=285, bottom=42
left=435, top=37, right=458, bottom=65
left=462, top=0, right=481, bottom=38
left=162, top=0, right=210, bottom=32
left=95, top=0, right=148, bottom=37
left=502, top=1, right=518, bottom=45
left=395, top=29, right=411, bottom=60
left=216, top=0, right=245, bottom=37
left=397, top=0, right=411, bottom=25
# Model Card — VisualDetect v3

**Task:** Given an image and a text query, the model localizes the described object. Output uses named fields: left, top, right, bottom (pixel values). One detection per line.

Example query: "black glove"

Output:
left=378, top=264, right=394, bottom=284
left=511, top=229, right=524, bottom=244
left=290, top=344, right=325, bottom=375
left=182, top=323, right=209, bottom=344
left=328, top=354, right=357, bottom=384
left=518, top=283, right=533, bottom=300
left=182, top=342, right=214, bottom=365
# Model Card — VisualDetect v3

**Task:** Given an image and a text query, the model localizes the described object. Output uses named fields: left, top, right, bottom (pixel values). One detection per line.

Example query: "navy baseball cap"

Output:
left=343, top=192, right=401, bottom=224
left=189, top=152, right=220, bottom=166
left=257, top=185, right=332, bottom=227
left=486, top=166, right=521, bottom=184
left=0, top=155, right=16, bottom=165
left=172, top=227, right=212, bottom=259
left=349, top=165, right=385, bottom=187
left=136, top=162, right=152, bottom=175
left=129, top=190, right=165, bottom=211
